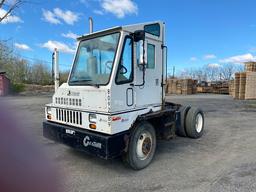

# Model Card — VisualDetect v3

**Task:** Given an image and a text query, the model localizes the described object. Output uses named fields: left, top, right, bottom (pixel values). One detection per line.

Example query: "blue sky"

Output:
left=1, top=0, right=256, bottom=75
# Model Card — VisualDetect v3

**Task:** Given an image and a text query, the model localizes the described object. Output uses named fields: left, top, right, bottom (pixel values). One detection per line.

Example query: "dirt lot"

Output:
left=2, top=94, right=256, bottom=192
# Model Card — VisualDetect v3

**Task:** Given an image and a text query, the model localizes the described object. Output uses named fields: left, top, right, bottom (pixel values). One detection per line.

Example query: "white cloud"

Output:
left=54, top=8, right=79, bottom=25
left=0, top=8, right=23, bottom=24
left=93, top=10, right=104, bottom=15
left=42, top=9, right=61, bottom=24
left=204, top=54, right=216, bottom=60
left=41, top=41, right=76, bottom=54
left=190, top=57, right=198, bottom=61
left=42, top=8, right=79, bottom=25
left=15, top=43, right=32, bottom=51
left=62, top=32, right=79, bottom=39
left=208, top=63, right=221, bottom=68
left=220, top=53, right=256, bottom=64
left=101, top=0, right=138, bottom=18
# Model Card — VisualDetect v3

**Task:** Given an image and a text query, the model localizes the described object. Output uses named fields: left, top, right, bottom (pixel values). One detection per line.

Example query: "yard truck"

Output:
left=43, top=21, right=205, bottom=170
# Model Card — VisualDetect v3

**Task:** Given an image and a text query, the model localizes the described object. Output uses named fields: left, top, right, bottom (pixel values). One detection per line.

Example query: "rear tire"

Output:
left=185, top=107, right=204, bottom=139
left=123, top=122, right=156, bottom=170
left=176, top=106, right=191, bottom=137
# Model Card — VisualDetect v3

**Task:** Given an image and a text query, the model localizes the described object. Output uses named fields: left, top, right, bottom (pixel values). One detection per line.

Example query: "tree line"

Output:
left=176, top=63, right=244, bottom=82
left=0, top=41, right=69, bottom=87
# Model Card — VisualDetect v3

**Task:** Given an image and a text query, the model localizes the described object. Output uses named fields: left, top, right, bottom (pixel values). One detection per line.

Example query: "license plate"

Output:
left=65, top=129, right=75, bottom=135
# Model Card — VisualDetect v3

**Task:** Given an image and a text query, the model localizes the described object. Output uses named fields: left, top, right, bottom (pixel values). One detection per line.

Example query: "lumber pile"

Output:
left=166, top=79, right=197, bottom=95
left=245, top=72, right=256, bottom=100
left=210, top=81, right=229, bottom=94
left=245, top=62, right=256, bottom=72
left=196, top=86, right=213, bottom=94
left=197, top=81, right=229, bottom=94
left=230, top=62, right=256, bottom=100
left=229, top=80, right=235, bottom=97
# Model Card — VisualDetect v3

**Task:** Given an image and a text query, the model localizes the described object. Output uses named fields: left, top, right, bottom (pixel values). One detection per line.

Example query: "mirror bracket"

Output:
left=132, top=30, right=145, bottom=42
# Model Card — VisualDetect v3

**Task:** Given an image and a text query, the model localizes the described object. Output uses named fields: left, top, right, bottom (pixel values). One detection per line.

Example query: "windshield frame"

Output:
left=68, top=31, right=121, bottom=87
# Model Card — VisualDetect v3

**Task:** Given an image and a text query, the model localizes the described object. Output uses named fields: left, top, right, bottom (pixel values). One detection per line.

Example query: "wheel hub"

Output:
left=195, top=113, right=203, bottom=133
left=136, top=131, right=152, bottom=160
left=142, top=137, right=152, bottom=155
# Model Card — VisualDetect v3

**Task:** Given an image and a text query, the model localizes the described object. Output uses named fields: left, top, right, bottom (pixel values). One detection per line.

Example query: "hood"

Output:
left=53, top=83, right=109, bottom=112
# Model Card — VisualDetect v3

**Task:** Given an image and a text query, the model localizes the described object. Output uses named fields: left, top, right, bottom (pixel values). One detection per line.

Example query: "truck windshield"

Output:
left=69, top=33, right=120, bottom=86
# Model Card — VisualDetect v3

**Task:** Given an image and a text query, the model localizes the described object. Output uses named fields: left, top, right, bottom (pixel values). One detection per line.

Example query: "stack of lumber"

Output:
left=166, top=78, right=197, bottom=95
left=197, top=86, right=213, bottom=94
left=231, top=62, right=256, bottom=100
left=181, top=79, right=193, bottom=95
left=211, top=81, right=229, bottom=95
left=239, top=72, right=247, bottom=100
left=245, top=72, right=256, bottom=100
left=234, top=73, right=240, bottom=99
left=229, top=80, right=235, bottom=97
left=197, top=81, right=229, bottom=94
left=245, top=62, right=256, bottom=72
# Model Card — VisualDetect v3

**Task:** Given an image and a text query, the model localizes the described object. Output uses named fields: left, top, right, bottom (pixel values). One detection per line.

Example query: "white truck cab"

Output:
left=43, top=21, right=205, bottom=170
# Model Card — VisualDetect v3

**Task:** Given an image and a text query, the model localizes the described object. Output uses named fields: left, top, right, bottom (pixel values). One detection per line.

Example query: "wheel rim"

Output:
left=136, top=131, right=152, bottom=160
left=195, top=113, right=203, bottom=133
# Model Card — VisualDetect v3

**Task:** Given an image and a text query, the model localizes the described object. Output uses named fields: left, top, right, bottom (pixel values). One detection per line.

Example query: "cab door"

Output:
left=111, top=35, right=135, bottom=112
left=135, top=37, right=163, bottom=108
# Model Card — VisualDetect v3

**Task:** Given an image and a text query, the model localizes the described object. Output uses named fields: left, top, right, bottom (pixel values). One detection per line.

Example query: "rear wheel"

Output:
left=176, top=106, right=191, bottom=137
left=185, top=107, right=204, bottom=138
left=123, top=122, right=156, bottom=170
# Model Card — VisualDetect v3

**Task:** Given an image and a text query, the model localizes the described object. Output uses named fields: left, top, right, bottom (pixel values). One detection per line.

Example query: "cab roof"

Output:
left=77, top=21, right=163, bottom=41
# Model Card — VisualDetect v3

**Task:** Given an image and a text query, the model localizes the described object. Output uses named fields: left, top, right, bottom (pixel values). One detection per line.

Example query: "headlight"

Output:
left=46, top=107, right=52, bottom=115
left=89, top=114, right=97, bottom=123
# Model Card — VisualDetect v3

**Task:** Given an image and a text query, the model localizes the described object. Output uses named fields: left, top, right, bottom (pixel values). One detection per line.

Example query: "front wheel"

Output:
left=123, top=122, right=156, bottom=170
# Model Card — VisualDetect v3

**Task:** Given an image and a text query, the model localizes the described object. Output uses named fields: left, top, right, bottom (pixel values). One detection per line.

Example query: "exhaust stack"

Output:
left=53, top=48, right=59, bottom=92
left=89, top=17, right=93, bottom=34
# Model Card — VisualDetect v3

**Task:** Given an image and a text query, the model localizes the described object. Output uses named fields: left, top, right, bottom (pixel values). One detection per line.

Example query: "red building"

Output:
left=0, top=72, right=10, bottom=96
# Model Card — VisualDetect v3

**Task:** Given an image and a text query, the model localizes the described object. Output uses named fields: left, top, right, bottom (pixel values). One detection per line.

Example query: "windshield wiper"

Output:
left=91, top=84, right=100, bottom=88
left=69, top=79, right=100, bottom=88
left=69, top=79, right=92, bottom=83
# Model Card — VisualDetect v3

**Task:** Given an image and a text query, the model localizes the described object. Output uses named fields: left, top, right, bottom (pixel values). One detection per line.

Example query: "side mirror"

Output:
left=137, top=40, right=147, bottom=67
left=133, top=30, right=147, bottom=86
left=133, top=30, right=147, bottom=67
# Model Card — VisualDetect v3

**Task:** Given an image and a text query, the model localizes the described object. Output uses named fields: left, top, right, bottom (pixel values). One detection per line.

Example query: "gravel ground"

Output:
left=2, top=94, right=256, bottom=192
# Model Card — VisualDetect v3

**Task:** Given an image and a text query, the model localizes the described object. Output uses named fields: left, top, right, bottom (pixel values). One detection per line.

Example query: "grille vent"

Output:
left=55, top=97, right=82, bottom=107
left=56, top=109, right=82, bottom=125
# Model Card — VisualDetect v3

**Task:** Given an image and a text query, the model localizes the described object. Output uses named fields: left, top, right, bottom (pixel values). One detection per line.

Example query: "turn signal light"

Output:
left=47, top=114, right=52, bottom=120
left=89, top=124, right=97, bottom=129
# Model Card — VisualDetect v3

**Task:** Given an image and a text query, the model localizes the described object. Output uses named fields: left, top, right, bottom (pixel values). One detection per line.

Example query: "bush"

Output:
left=11, top=83, right=25, bottom=93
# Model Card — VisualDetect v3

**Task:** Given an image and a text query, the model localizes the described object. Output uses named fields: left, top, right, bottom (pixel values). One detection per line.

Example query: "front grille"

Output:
left=55, top=97, right=82, bottom=107
left=56, top=109, right=82, bottom=125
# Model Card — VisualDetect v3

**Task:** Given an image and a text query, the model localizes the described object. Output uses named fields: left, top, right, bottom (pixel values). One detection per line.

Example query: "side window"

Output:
left=144, top=23, right=160, bottom=37
left=116, top=37, right=133, bottom=84
left=147, top=43, right=155, bottom=69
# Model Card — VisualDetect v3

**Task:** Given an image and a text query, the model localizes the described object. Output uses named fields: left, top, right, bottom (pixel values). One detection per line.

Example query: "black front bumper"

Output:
left=43, top=121, right=129, bottom=159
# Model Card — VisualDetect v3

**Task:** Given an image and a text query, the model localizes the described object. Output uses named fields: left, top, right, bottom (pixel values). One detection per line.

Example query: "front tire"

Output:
left=123, top=122, right=156, bottom=170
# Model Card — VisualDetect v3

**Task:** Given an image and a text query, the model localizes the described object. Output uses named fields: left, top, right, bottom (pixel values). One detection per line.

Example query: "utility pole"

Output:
left=172, top=66, right=175, bottom=78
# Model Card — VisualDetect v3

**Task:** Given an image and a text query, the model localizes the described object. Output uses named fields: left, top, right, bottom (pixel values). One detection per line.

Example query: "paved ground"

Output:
left=2, top=94, right=256, bottom=192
